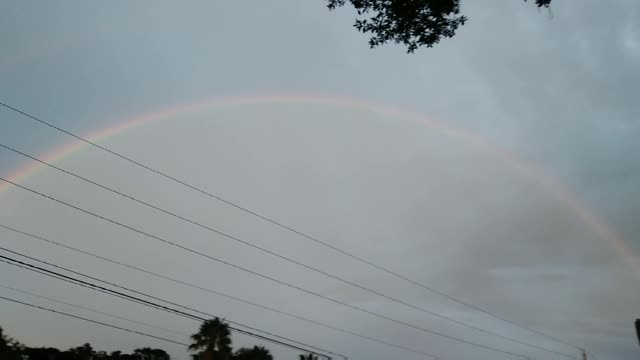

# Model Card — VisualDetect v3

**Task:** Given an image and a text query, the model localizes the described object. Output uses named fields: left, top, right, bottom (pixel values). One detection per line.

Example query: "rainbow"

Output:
left=1, top=93, right=637, bottom=275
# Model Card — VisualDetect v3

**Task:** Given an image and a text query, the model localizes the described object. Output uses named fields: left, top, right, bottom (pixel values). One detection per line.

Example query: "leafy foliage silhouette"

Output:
left=0, top=326, right=24, bottom=360
left=326, top=0, right=552, bottom=52
left=234, top=346, right=274, bottom=360
left=135, top=347, right=171, bottom=360
left=1, top=325, right=172, bottom=360
left=298, top=354, right=318, bottom=360
left=189, top=318, right=233, bottom=360
left=3, top=319, right=324, bottom=360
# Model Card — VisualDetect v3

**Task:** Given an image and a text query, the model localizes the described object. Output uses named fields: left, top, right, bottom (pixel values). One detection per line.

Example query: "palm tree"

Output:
left=189, top=318, right=233, bottom=360
left=233, top=345, right=272, bottom=360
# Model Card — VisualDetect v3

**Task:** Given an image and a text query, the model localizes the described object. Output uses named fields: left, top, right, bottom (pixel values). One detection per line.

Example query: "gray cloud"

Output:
left=1, top=1, right=638, bottom=359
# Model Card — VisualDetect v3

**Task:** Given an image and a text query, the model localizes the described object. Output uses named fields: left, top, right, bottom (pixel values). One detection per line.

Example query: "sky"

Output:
left=0, top=0, right=639, bottom=359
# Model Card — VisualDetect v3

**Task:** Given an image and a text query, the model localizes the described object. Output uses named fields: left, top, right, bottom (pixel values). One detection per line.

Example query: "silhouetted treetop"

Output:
left=326, top=0, right=552, bottom=52
left=0, top=326, right=23, bottom=360
left=189, top=318, right=233, bottom=360
left=234, top=346, right=273, bottom=360
left=1, top=325, right=174, bottom=360
left=299, top=353, right=318, bottom=360
left=135, top=347, right=171, bottom=360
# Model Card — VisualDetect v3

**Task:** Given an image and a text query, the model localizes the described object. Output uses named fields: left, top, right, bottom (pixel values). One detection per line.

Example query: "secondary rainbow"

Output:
left=1, top=93, right=637, bottom=275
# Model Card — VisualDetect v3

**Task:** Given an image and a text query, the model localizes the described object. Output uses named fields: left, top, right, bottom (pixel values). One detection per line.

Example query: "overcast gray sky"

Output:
left=1, top=1, right=639, bottom=360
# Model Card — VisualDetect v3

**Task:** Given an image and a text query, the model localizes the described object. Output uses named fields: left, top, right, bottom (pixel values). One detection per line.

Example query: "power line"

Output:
left=0, top=283, right=189, bottom=337
left=0, top=100, right=583, bottom=353
left=0, top=176, right=527, bottom=359
left=0, top=250, right=340, bottom=360
left=0, top=223, right=437, bottom=360
left=0, top=258, right=176, bottom=317
left=0, top=142, right=575, bottom=359
left=0, top=255, right=222, bottom=327
left=0, top=282, right=332, bottom=360
left=0, top=252, right=340, bottom=360
left=0, top=295, right=189, bottom=347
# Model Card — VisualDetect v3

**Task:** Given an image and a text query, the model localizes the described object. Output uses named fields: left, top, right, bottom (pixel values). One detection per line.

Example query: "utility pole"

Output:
left=582, top=349, right=587, bottom=360
left=635, top=319, right=640, bottom=346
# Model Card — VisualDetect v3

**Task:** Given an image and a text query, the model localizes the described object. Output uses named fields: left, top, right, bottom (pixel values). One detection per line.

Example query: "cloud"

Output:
left=1, top=1, right=639, bottom=359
